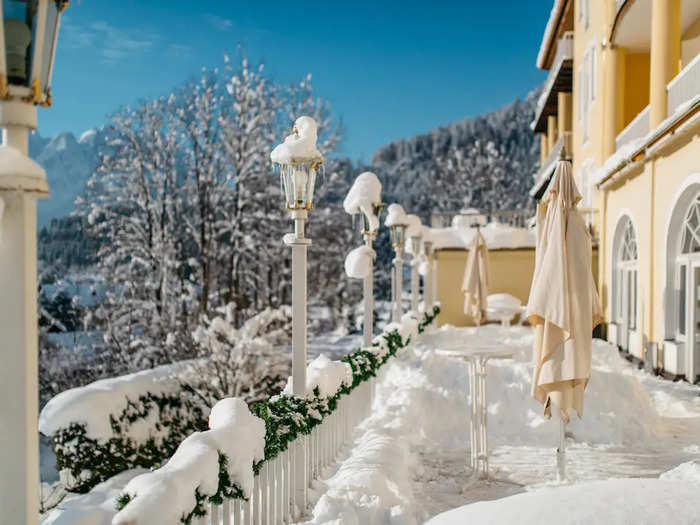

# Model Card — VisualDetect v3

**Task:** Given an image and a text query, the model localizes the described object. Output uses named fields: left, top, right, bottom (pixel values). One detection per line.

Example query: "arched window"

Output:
left=675, top=194, right=700, bottom=340
left=680, top=195, right=700, bottom=254
left=614, top=219, right=638, bottom=340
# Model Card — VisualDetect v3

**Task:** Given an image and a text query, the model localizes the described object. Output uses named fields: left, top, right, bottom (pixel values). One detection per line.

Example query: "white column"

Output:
left=362, top=234, right=374, bottom=348
left=424, top=257, right=433, bottom=311
left=0, top=101, right=43, bottom=525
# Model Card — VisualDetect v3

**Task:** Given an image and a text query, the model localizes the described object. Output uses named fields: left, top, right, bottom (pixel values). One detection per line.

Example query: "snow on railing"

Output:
left=112, top=307, right=439, bottom=525
left=431, top=209, right=532, bottom=230
left=615, top=105, right=649, bottom=152
left=667, top=53, right=700, bottom=118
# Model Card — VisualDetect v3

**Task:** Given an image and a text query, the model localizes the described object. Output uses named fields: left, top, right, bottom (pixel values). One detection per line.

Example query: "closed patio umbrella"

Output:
left=526, top=149, right=602, bottom=479
left=462, top=228, right=490, bottom=326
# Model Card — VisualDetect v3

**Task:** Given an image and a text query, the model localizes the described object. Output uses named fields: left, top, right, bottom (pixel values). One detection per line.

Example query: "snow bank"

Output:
left=426, top=478, right=700, bottom=525
left=344, top=245, right=375, bottom=279
left=303, top=429, right=417, bottom=525
left=283, top=354, right=353, bottom=399
left=112, top=398, right=265, bottom=525
left=385, top=203, right=407, bottom=227
left=660, top=460, right=700, bottom=484
left=428, top=222, right=535, bottom=250
left=39, top=362, right=188, bottom=440
left=403, top=329, right=664, bottom=447
left=343, top=172, right=382, bottom=232
left=41, top=469, right=146, bottom=525
left=270, top=116, right=322, bottom=164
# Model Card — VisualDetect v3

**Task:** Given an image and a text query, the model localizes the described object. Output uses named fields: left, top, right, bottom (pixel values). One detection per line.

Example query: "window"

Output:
left=579, top=44, right=597, bottom=140
left=614, top=218, right=638, bottom=340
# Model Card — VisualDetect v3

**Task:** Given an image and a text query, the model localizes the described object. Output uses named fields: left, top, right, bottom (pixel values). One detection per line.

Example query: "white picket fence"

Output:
left=192, top=378, right=375, bottom=525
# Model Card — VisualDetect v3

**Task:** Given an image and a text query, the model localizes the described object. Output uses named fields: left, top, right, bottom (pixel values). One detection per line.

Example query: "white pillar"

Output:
left=362, top=234, right=374, bottom=348
left=0, top=101, right=45, bottom=525
left=283, top=210, right=310, bottom=512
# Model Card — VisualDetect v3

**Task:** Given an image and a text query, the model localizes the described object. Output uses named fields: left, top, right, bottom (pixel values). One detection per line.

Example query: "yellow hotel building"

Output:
left=533, top=0, right=700, bottom=383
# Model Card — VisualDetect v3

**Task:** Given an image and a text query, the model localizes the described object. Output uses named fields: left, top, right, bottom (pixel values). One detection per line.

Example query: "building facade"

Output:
left=534, top=0, right=700, bottom=383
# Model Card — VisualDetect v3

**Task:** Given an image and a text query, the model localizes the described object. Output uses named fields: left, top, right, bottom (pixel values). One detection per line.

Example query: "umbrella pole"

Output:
left=557, top=414, right=566, bottom=482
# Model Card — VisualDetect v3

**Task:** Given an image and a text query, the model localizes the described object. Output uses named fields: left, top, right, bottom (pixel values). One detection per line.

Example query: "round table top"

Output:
left=435, top=344, right=518, bottom=360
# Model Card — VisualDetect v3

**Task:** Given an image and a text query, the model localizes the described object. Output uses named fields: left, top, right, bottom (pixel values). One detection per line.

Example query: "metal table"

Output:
left=436, top=344, right=517, bottom=484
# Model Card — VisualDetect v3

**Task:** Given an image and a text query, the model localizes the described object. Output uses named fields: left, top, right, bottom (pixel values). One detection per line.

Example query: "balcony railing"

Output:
left=530, top=131, right=572, bottom=198
left=430, top=209, right=532, bottom=229
left=615, top=105, right=649, bottom=151
left=667, top=53, right=700, bottom=117
left=533, top=32, right=574, bottom=133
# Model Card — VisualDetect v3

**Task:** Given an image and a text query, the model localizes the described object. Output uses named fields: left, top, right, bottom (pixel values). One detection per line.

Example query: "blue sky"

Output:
left=44, top=0, right=550, bottom=161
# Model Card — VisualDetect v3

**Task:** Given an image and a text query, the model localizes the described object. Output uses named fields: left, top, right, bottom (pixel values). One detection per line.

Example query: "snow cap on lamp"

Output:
left=385, top=203, right=408, bottom=247
left=343, top=171, right=382, bottom=233
left=271, top=116, right=324, bottom=210
left=405, top=214, right=423, bottom=254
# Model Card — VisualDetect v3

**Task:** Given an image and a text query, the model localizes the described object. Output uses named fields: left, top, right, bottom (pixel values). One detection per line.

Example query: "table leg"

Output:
left=479, top=357, right=488, bottom=479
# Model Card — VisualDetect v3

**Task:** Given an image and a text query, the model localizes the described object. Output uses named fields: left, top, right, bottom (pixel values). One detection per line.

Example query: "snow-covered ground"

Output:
left=42, top=324, right=700, bottom=524
left=301, top=325, right=700, bottom=524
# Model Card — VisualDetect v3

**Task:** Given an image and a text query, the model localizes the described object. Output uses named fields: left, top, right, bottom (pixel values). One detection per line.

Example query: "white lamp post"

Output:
left=358, top=202, right=384, bottom=347
left=271, top=116, right=323, bottom=514
left=405, top=214, right=422, bottom=315
left=385, top=204, right=408, bottom=323
left=423, top=239, right=434, bottom=311
left=343, top=171, right=383, bottom=349
left=0, top=2, right=67, bottom=523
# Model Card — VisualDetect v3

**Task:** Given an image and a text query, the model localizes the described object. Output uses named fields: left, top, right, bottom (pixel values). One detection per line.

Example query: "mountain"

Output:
left=371, top=89, right=541, bottom=217
left=30, top=128, right=104, bottom=228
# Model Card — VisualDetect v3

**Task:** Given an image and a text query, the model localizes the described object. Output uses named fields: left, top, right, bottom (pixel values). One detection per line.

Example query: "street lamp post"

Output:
left=271, top=115, right=323, bottom=514
left=385, top=204, right=408, bottom=323
left=423, top=239, right=434, bottom=311
left=0, top=2, right=68, bottom=524
left=405, top=214, right=422, bottom=315
left=359, top=202, right=384, bottom=347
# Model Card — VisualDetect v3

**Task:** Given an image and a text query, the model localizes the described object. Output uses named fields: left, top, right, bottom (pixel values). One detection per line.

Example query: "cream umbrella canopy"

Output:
left=526, top=150, right=602, bottom=478
left=462, top=228, right=491, bottom=325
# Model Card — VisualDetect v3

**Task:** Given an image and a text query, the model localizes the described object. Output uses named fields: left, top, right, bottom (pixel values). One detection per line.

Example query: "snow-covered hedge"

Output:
left=40, top=363, right=208, bottom=494
left=114, top=306, right=440, bottom=524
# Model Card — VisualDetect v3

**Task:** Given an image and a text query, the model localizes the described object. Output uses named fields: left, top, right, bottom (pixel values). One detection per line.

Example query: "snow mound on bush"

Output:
left=426, top=479, right=700, bottom=525
left=283, top=354, right=353, bottom=399
left=39, top=362, right=188, bottom=440
left=344, top=245, right=374, bottom=279
left=113, top=398, right=265, bottom=525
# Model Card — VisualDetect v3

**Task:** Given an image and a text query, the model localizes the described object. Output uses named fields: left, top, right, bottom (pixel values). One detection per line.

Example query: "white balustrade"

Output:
left=194, top=379, right=374, bottom=525
left=667, top=53, right=700, bottom=118
left=615, top=105, right=650, bottom=151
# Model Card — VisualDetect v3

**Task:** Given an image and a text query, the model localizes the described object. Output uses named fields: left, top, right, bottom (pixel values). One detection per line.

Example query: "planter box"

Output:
left=607, top=323, right=619, bottom=347
left=663, top=340, right=685, bottom=377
